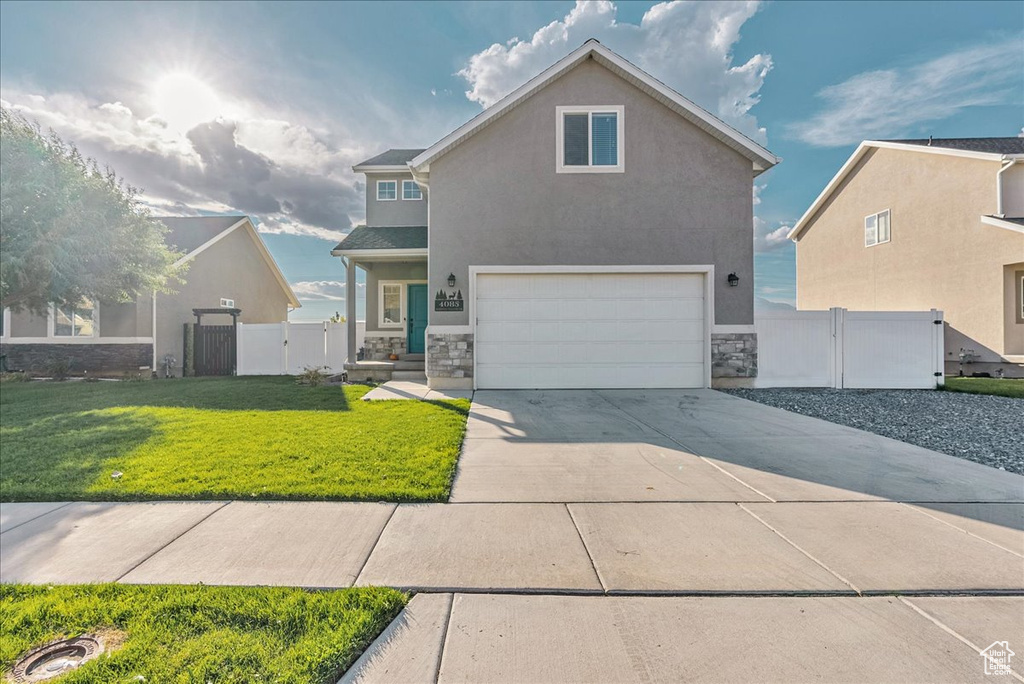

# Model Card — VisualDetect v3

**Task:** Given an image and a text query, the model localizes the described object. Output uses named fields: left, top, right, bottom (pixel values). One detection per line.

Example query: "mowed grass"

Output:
left=942, top=377, right=1024, bottom=399
left=0, top=377, right=469, bottom=502
left=0, top=584, right=406, bottom=683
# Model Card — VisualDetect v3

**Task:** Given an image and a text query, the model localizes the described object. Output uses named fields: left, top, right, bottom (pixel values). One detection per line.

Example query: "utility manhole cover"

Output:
left=8, top=635, right=107, bottom=682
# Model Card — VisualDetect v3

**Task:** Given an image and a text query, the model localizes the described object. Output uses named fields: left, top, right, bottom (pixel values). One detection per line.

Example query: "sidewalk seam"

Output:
left=737, top=502, right=862, bottom=595
left=592, top=391, right=776, bottom=503
left=898, top=503, right=1024, bottom=558
left=0, top=502, right=74, bottom=535
left=352, top=503, right=399, bottom=586
left=897, top=597, right=1024, bottom=683
left=565, top=504, right=608, bottom=593
left=113, top=501, right=231, bottom=583
left=433, top=593, right=457, bottom=684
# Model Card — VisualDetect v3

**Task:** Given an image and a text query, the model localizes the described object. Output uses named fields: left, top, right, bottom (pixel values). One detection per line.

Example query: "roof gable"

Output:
left=789, top=139, right=1021, bottom=241
left=161, top=215, right=300, bottom=308
left=410, top=39, right=779, bottom=178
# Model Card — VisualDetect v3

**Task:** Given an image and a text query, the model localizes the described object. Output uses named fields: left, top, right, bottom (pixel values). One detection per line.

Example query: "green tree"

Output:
left=0, top=107, right=182, bottom=314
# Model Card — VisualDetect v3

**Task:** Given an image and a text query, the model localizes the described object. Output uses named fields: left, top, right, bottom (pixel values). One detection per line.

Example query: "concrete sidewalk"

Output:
left=2, top=500, right=1021, bottom=593
left=342, top=593, right=1024, bottom=683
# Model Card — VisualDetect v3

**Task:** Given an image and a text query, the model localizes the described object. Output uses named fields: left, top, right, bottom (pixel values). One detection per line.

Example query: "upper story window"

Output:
left=402, top=180, right=423, bottom=200
left=377, top=180, right=397, bottom=201
left=556, top=105, right=624, bottom=174
left=864, top=209, right=890, bottom=247
left=53, top=298, right=96, bottom=337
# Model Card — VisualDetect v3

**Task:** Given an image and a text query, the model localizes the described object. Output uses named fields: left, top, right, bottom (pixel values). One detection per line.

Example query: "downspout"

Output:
left=996, top=158, right=1018, bottom=217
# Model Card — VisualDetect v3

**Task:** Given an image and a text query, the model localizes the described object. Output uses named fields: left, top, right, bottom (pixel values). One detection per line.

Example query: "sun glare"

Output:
left=152, top=72, right=222, bottom=133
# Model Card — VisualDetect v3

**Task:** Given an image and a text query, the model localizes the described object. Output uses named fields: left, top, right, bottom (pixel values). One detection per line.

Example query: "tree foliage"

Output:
left=0, top=107, right=182, bottom=314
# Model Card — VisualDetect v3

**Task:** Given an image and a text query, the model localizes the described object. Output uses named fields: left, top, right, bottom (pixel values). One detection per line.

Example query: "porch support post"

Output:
left=345, top=257, right=357, bottom=364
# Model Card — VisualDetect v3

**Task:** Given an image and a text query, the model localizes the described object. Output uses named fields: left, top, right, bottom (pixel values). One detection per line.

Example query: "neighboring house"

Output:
left=789, top=138, right=1024, bottom=377
left=1, top=215, right=300, bottom=375
left=333, top=39, right=779, bottom=389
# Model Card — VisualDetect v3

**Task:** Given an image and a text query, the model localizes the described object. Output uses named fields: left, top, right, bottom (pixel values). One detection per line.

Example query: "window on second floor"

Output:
left=556, top=106, right=624, bottom=173
left=377, top=180, right=397, bottom=201
left=54, top=298, right=96, bottom=337
left=864, top=209, right=891, bottom=247
left=402, top=180, right=422, bottom=200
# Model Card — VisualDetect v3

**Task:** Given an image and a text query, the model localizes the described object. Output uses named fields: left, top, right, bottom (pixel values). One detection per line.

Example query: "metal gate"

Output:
left=194, top=324, right=236, bottom=376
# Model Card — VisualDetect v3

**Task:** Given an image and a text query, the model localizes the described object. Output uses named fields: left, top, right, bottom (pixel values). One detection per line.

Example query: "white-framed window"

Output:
left=402, top=180, right=423, bottom=200
left=556, top=105, right=624, bottom=173
left=864, top=209, right=891, bottom=247
left=0, top=307, right=9, bottom=340
left=377, top=180, right=397, bottom=201
left=380, top=282, right=402, bottom=328
left=52, top=298, right=97, bottom=337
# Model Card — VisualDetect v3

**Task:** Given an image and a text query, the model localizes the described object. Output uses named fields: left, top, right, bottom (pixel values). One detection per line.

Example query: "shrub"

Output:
left=0, top=371, right=30, bottom=383
left=296, top=365, right=330, bottom=387
left=45, top=357, right=73, bottom=381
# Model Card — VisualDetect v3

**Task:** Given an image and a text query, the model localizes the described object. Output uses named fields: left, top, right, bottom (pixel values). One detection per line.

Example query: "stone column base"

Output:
left=427, top=332, right=473, bottom=388
left=711, top=332, right=757, bottom=379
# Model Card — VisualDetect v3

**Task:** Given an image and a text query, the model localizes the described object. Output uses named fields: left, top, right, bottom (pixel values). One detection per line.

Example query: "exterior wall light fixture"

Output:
left=447, top=273, right=457, bottom=288
left=727, top=272, right=739, bottom=287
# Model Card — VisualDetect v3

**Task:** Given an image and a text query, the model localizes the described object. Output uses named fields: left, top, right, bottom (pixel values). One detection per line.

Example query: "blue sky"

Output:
left=1, top=1, right=1021, bottom=320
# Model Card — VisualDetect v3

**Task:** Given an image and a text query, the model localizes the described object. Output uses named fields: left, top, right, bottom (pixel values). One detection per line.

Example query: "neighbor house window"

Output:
left=380, top=283, right=402, bottom=327
left=402, top=180, right=422, bottom=200
left=377, top=180, right=397, bottom=201
left=53, top=298, right=96, bottom=337
left=864, top=209, right=891, bottom=247
left=556, top=106, right=624, bottom=173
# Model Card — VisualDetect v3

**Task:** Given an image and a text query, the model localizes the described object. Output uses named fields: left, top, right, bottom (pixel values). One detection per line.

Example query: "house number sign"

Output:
left=435, top=289, right=464, bottom=312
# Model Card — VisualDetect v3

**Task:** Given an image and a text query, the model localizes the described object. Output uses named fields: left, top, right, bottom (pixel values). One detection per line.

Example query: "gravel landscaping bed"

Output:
left=722, top=388, right=1024, bottom=474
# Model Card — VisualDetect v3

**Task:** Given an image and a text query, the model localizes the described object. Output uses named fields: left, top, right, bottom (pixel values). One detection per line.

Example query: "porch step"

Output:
left=393, top=360, right=425, bottom=371
left=399, top=353, right=425, bottom=362
left=391, top=370, right=427, bottom=381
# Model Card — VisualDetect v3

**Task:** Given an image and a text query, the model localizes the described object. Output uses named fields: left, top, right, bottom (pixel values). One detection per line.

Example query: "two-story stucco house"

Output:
left=1, top=215, right=300, bottom=376
left=789, top=138, right=1024, bottom=377
left=333, top=40, right=779, bottom=389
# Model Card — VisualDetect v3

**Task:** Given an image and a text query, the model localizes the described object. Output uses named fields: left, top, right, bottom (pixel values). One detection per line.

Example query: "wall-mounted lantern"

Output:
left=447, top=273, right=457, bottom=288
left=727, top=272, right=739, bottom=287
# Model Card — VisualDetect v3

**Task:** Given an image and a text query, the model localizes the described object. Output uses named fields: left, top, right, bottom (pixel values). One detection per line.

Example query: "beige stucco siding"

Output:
left=428, top=59, right=756, bottom=327
left=796, top=147, right=1024, bottom=362
left=155, top=226, right=291, bottom=370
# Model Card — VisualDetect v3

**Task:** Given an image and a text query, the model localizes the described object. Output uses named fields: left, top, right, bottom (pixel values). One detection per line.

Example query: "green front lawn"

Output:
left=942, top=377, right=1024, bottom=399
left=1, top=584, right=405, bottom=683
left=0, top=377, right=469, bottom=502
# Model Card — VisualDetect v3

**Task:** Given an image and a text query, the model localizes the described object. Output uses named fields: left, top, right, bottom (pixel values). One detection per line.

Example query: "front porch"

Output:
left=331, top=225, right=429, bottom=383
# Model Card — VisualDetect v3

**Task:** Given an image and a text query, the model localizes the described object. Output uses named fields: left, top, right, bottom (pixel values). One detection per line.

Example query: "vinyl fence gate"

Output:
left=755, top=308, right=944, bottom=389
left=236, top=321, right=349, bottom=376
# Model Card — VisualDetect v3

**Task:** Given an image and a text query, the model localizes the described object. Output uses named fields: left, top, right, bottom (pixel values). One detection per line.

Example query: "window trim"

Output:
left=376, top=180, right=398, bottom=202
left=401, top=179, right=423, bottom=201
left=378, top=282, right=404, bottom=329
left=49, top=299, right=98, bottom=338
left=864, top=209, right=891, bottom=247
left=555, top=105, right=624, bottom=174
left=0, top=307, right=9, bottom=340
left=1016, top=270, right=1024, bottom=324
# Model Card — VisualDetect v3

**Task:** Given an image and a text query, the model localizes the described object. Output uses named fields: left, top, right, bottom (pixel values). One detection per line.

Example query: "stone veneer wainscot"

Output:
left=427, top=333, right=473, bottom=380
left=363, top=335, right=407, bottom=361
left=0, top=343, right=153, bottom=374
left=710, top=332, right=757, bottom=378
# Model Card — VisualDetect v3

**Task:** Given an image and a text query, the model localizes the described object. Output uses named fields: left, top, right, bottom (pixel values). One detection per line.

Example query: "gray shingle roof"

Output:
left=354, top=148, right=426, bottom=168
left=884, top=137, right=1024, bottom=155
left=333, top=226, right=427, bottom=252
left=157, top=216, right=245, bottom=254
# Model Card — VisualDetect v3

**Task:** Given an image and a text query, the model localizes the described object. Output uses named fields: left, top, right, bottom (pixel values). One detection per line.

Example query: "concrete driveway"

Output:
left=452, top=389, right=1024, bottom=503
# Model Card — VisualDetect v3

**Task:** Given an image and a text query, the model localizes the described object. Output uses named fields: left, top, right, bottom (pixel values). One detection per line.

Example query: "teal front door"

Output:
left=407, top=284, right=427, bottom=354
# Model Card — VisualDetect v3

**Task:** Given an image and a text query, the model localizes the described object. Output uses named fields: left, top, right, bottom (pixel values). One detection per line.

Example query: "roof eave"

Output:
left=330, top=247, right=429, bottom=259
left=352, top=164, right=414, bottom=173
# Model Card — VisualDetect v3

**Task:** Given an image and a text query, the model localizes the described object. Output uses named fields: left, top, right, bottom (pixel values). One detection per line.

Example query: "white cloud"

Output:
left=787, top=37, right=1024, bottom=147
left=291, top=280, right=347, bottom=301
left=458, top=0, right=771, bottom=141
left=752, top=183, right=791, bottom=252
left=1, top=88, right=367, bottom=241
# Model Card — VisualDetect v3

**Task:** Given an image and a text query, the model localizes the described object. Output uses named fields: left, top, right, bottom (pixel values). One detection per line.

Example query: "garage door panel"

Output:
left=475, top=272, right=706, bottom=389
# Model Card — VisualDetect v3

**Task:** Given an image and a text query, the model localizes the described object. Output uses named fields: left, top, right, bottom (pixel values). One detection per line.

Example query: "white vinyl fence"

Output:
left=236, top=321, right=365, bottom=376
left=755, top=308, right=943, bottom=389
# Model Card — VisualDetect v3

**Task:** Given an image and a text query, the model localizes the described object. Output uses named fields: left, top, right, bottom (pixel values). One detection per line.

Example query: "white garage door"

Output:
left=475, top=272, right=706, bottom=389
